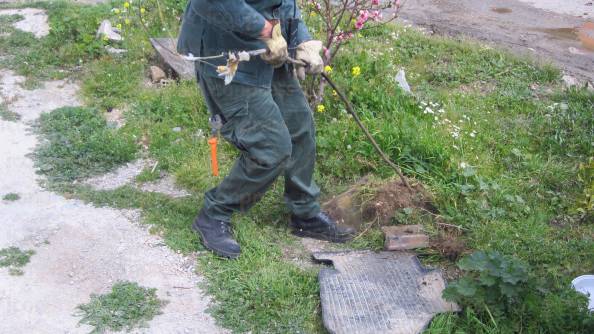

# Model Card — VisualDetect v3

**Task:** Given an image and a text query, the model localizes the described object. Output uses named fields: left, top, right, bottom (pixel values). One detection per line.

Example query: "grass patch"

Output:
left=0, top=103, right=20, bottom=121
left=135, top=167, right=161, bottom=183
left=2, top=192, right=20, bottom=201
left=0, top=246, right=35, bottom=276
left=76, top=281, right=166, bottom=334
left=12, top=1, right=593, bottom=333
left=33, top=106, right=137, bottom=183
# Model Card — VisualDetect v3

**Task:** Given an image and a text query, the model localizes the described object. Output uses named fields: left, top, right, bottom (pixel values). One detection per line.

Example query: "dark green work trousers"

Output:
left=197, top=66, right=321, bottom=223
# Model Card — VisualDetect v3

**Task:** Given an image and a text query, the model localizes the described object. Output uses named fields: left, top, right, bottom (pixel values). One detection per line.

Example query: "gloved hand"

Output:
left=294, top=40, right=324, bottom=80
left=261, top=23, right=288, bottom=67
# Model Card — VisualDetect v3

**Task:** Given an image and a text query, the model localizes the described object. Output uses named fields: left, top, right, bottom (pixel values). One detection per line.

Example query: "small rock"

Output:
left=172, top=126, right=182, bottom=132
left=568, top=47, right=587, bottom=55
left=150, top=65, right=167, bottom=83
left=395, top=69, right=412, bottom=94
left=104, top=108, right=125, bottom=129
left=96, top=20, right=122, bottom=42
left=562, top=74, right=580, bottom=88
left=106, top=46, right=127, bottom=55
left=382, top=225, right=429, bottom=251
left=586, top=81, right=594, bottom=93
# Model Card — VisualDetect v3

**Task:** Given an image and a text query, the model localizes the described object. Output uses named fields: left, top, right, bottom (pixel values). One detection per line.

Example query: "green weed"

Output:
left=2, top=192, right=20, bottom=201
left=76, top=281, right=166, bottom=334
left=0, top=103, right=20, bottom=121
left=135, top=167, right=161, bottom=183
left=33, top=106, right=137, bottom=183
left=0, top=246, right=35, bottom=276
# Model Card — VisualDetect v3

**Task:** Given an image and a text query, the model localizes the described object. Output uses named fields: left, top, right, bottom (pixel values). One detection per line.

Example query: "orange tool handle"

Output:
left=208, top=137, right=219, bottom=176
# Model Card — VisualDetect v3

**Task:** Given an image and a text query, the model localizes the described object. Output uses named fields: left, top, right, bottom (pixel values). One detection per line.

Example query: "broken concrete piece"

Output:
left=150, top=37, right=195, bottom=80
left=562, top=74, right=579, bottom=88
left=96, top=20, right=122, bottom=41
left=150, top=66, right=166, bottom=83
left=314, top=251, right=458, bottom=334
left=382, top=225, right=429, bottom=251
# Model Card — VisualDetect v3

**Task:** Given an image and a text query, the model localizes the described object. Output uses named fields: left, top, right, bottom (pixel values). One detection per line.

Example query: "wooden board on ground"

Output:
left=149, top=37, right=194, bottom=80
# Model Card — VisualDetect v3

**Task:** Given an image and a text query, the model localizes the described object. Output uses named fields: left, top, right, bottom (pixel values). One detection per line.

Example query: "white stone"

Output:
left=96, top=19, right=122, bottom=42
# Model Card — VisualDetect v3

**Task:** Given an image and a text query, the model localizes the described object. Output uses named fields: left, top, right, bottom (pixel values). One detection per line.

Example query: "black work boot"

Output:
left=192, top=210, right=241, bottom=259
left=290, top=212, right=356, bottom=243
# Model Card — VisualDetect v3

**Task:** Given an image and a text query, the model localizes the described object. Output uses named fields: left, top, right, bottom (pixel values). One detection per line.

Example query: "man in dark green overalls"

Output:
left=178, top=0, right=355, bottom=258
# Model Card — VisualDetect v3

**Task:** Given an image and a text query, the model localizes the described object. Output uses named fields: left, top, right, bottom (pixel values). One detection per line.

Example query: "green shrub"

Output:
left=0, top=247, right=35, bottom=276
left=444, top=250, right=594, bottom=333
left=443, top=251, right=530, bottom=315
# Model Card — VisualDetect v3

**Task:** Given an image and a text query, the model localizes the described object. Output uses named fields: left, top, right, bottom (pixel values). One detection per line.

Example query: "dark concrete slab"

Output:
left=314, top=251, right=458, bottom=334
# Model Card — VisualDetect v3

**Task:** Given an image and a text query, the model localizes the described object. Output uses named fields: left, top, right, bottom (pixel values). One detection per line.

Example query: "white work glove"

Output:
left=261, top=23, right=288, bottom=67
left=294, top=40, right=324, bottom=80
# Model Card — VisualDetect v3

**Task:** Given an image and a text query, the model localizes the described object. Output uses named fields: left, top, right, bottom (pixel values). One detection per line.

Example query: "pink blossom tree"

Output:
left=301, top=0, right=403, bottom=101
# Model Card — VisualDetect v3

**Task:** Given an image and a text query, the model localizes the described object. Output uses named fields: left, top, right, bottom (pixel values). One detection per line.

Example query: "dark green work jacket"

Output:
left=177, top=0, right=311, bottom=87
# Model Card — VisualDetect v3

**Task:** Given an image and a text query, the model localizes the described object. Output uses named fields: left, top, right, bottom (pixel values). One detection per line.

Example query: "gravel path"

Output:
left=0, top=8, right=225, bottom=333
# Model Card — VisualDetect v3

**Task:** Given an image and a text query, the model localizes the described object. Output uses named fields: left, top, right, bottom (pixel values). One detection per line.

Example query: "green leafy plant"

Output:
left=0, top=247, right=35, bottom=276
left=0, top=103, right=21, bottom=122
left=443, top=250, right=530, bottom=316
left=576, top=157, right=593, bottom=221
left=76, top=281, right=166, bottom=334
left=2, top=193, right=20, bottom=201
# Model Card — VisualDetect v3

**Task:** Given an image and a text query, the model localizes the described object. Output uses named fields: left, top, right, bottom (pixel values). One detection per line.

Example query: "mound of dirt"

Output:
left=431, top=230, right=466, bottom=261
left=322, top=177, right=435, bottom=230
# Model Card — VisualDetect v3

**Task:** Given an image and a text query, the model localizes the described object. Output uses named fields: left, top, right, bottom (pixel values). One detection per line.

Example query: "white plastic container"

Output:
left=572, top=275, right=594, bottom=311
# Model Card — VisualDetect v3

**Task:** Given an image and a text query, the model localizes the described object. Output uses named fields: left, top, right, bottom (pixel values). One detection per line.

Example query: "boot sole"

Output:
left=192, top=221, right=240, bottom=259
left=291, top=229, right=354, bottom=243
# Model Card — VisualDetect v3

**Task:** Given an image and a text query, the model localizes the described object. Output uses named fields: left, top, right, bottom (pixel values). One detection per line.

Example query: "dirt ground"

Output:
left=398, top=0, right=594, bottom=83
left=0, top=8, right=225, bottom=333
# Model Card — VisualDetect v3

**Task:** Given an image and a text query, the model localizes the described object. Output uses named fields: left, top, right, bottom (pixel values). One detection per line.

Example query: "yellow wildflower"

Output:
left=332, top=90, right=338, bottom=97
left=125, top=18, right=131, bottom=25
left=113, top=8, right=121, bottom=14
left=316, top=104, right=325, bottom=113
left=140, top=7, right=146, bottom=14
left=116, top=23, right=122, bottom=30
left=324, top=65, right=333, bottom=73
left=124, top=2, right=130, bottom=8
left=351, top=66, right=361, bottom=77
